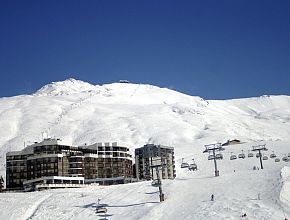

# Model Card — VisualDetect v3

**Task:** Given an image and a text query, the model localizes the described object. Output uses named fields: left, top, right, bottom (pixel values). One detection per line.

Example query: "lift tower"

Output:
left=150, top=158, right=166, bottom=202
left=252, top=144, right=268, bottom=169
left=203, top=143, right=224, bottom=177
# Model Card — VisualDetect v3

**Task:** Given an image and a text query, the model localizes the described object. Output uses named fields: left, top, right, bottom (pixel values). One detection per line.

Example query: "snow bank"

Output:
left=280, top=166, right=290, bottom=208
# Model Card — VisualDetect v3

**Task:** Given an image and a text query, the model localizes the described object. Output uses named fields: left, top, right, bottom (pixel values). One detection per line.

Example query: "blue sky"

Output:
left=0, top=0, right=289, bottom=99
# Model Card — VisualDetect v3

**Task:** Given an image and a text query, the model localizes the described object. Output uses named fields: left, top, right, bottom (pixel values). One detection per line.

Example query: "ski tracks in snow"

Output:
left=23, top=194, right=52, bottom=220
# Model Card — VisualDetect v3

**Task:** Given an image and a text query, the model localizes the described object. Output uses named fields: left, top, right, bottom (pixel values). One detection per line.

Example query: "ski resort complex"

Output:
left=6, top=138, right=134, bottom=190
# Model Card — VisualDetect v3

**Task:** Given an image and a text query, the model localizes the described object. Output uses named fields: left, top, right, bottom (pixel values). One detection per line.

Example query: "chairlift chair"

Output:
left=288, top=153, right=290, bottom=158
left=238, top=150, right=245, bottom=159
left=262, top=155, right=268, bottom=160
left=189, top=158, right=197, bottom=171
left=270, top=152, right=276, bottom=158
left=230, top=152, right=237, bottom=160
left=189, top=163, right=197, bottom=171
left=238, top=154, right=245, bottom=159
left=215, top=153, right=223, bottom=160
left=248, top=152, right=254, bottom=158
left=181, top=162, right=189, bottom=168
left=96, top=207, right=107, bottom=214
left=275, top=158, right=280, bottom=162
left=230, top=155, right=237, bottom=160
left=95, top=199, right=107, bottom=214
left=238, top=153, right=245, bottom=159
left=208, top=155, right=214, bottom=160
left=180, top=158, right=189, bottom=168
left=282, top=156, right=289, bottom=162
left=256, top=153, right=262, bottom=158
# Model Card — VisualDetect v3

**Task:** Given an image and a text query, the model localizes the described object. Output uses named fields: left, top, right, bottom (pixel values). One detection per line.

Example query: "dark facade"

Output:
left=135, top=144, right=176, bottom=180
left=6, top=153, right=29, bottom=189
left=6, top=139, right=133, bottom=190
left=81, top=142, right=133, bottom=181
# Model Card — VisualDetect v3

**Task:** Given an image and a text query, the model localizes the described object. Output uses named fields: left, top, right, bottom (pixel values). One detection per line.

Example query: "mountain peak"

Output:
left=34, top=78, right=97, bottom=96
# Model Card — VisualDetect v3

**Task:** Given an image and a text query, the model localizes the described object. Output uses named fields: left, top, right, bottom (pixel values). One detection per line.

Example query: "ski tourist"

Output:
left=241, top=213, right=247, bottom=217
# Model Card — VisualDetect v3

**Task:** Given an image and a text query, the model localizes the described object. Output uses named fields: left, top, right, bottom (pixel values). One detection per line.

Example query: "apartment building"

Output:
left=80, top=142, right=133, bottom=184
left=6, top=138, right=133, bottom=190
left=135, top=144, right=176, bottom=180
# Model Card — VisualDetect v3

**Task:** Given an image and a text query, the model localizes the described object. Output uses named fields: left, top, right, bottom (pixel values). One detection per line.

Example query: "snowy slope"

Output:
left=1, top=78, right=290, bottom=219
left=0, top=78, right=290, bottom=176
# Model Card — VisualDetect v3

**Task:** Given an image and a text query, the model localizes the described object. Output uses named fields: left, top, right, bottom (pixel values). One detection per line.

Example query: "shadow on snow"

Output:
left=77, top=201, right=159, bottom=209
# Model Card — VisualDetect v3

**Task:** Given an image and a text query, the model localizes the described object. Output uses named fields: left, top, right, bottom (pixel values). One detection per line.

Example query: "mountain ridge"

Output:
left=0, top=78, right=290, bottom=177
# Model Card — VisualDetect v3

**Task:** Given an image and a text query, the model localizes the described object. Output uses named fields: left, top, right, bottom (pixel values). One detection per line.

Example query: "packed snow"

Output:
left=0, top=78, right=290, bottom=219
left=280, top=166, right=290, bottom=211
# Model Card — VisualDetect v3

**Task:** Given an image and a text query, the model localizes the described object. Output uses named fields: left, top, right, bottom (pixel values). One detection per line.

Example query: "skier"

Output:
left=241, top=213, right=247, bottom=217
left=211, top=194, right=214, bottom=201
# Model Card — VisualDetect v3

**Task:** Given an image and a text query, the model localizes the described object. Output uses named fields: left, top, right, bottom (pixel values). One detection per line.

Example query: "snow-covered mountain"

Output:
left=1, top=78, right=290, bottom=219
left=0, top=78, right=290, bottom=174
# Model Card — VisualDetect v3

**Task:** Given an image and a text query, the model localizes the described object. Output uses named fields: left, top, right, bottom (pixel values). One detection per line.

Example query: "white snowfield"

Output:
left=280, top=166, right=290, bottom=210
left=0, top=78, right=290, bottom=219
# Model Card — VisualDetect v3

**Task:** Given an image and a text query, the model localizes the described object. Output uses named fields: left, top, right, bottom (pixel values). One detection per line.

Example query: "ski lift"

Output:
left=282, top=156, right=289, bottom=162
left=238, top=150, right=245, bottom=159
left=256, top=153, right=262, bottom=158
left=181, top=158, right=189, bottom=168
left=188, top=159, right=197, bottom=171
left=96, top=206, right=107, bottom=214
left=215, top=153, right=223, bottom=160
left=275, top=158, right=280, bottom=162
left=248, top=151, right=254, bottom=158
left=208, top=155, right=214, bottom=160
left=230, top=152, right=237, bottom=160
left=238, top=154, right=245, bottom=159
left=181, top=162, right=189, bottom=168
left=151, top=179, right=161, bottom=187
left=96, top=207, right=107, bottom=214
left=262, top=155, right=268, bottom=160
left=189, top=163, right=197, bottom=171
left=270, top=151, right=276, bottom=158
left=230, top=155, right=237, bottom=160
left=95, top=199, right=107, bottom=214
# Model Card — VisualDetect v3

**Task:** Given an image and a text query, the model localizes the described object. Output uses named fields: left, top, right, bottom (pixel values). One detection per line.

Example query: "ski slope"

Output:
left=0, top=140, right=290, bottom=220
left=0, top=78, right=290, bottom=219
